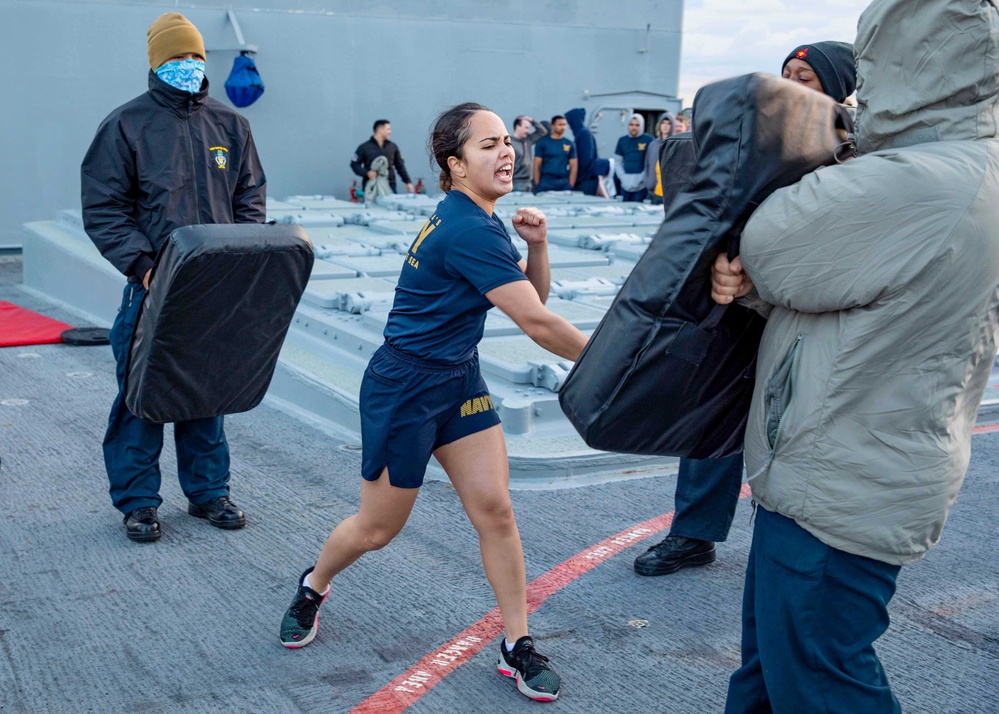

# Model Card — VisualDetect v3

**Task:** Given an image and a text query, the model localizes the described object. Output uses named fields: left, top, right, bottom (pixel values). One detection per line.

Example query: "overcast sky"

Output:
left=677, top=0, right=872, bottom=105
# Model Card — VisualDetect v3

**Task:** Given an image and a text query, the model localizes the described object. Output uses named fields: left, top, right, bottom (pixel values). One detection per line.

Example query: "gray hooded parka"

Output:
left=740, top=0, right=999, bottom=565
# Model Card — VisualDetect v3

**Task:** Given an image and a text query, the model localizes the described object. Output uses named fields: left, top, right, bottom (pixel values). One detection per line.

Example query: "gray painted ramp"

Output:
left=1, top=257, right=998, bottom=713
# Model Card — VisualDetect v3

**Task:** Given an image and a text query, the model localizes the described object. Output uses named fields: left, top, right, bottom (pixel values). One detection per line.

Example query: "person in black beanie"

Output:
left=782, top=41, right=857, bottom=103
left=634, top=40, right=857, bottom=580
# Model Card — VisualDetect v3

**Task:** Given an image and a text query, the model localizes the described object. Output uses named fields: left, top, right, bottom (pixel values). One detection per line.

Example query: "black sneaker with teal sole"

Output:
left=279, top=567, right=329, bottom=648
left=497, top=635, right=561, bottom=702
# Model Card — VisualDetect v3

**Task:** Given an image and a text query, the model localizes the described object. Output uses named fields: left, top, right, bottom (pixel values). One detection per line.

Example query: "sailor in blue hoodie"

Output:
left=614, top=114, right=654, bottom=202
left=565, top=108, right=610, bottom=196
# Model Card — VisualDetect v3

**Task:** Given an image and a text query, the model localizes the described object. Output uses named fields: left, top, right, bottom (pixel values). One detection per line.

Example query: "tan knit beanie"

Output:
left=147, top=13, right=205, bottom=69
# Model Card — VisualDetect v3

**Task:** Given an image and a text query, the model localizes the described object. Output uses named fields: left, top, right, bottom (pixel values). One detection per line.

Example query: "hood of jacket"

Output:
left=855, top=0, right=999, bottom=153
left=655, top=111, right=677, bottom=139
left=565, top=107, right=586, bottom=133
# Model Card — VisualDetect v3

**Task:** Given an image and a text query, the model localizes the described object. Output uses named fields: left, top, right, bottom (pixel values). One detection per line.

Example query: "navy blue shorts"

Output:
left=360, top=343, right=501, bottom=488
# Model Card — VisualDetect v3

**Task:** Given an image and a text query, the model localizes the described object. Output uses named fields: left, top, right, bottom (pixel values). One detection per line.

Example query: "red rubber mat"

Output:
left=0, top=302, right=74, bottom=347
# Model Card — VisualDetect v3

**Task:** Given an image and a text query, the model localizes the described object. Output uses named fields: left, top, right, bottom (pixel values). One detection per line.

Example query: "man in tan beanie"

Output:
left=81, top=13, right=267, bottom=542
left=147, top=12, right=206, bottom=72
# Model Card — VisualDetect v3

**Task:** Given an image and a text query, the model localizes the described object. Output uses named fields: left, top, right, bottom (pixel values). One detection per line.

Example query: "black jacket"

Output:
left=350, top=137, right=411, bottom=189
left=81, top=72, right=266, bottom=282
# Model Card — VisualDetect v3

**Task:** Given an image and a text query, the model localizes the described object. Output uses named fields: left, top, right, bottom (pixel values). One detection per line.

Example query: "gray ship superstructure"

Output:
left=3, top=0, right=684, bottom=251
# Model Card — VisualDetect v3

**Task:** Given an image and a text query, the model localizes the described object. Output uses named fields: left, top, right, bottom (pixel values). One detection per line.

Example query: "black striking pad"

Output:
left=559, top=74, right=845, bottom=459
left=126, top=223, right=314, bottom=423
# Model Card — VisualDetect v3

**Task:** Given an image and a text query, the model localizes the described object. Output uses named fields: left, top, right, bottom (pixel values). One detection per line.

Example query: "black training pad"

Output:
left=126, top=223, right=314, bottom=423
left=658, top=132, right=696, bottom=215
left=559, top=74, right=844, bottom=459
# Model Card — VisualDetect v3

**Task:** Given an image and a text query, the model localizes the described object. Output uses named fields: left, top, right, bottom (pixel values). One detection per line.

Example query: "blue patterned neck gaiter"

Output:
left=155, top=59, right=206, bottom=94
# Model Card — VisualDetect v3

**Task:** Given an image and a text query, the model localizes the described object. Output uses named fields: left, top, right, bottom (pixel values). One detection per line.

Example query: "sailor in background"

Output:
left=280, top=103, right=588, bottom=703
left=533, top=114, right=578, bottom=192
left=614, top=113, right=654, bottom=202
left=350, top=119, right=415, bottom=194
left=675, top=109, right=691, bottom=133
left=81, top=12, right=266, bottom=542
left=565, top=107, right=613, bottom=197
left=643, top=111, right=677, bottom=206
left=510, top=115, right=548, bottom=192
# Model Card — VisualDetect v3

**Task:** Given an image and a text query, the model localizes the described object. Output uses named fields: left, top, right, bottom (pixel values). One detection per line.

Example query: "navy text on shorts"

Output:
left=360, top=343, right=500, bottom=488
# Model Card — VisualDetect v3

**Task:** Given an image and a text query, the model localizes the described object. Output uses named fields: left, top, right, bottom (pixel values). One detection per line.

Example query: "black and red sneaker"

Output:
left=279, top=567, right=329, bottom=648
left=497, top=635, right=561, bottom=702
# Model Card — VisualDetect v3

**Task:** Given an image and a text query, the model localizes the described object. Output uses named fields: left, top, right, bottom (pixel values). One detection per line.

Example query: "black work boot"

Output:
left=633, top=534, right=716, bottom=576
left=124, top=506, right=161, bottom=542
left=187, top=496, right=246, bottom=529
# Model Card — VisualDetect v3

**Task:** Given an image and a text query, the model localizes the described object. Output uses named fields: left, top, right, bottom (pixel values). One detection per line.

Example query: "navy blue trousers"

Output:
left=725, top=507, right=902, bottom=714
left=621, top=188, right=647, bottom=203
left=104, top=283, right=231, bottom=515
left=574, top=177, right=600, bottom=196
left=671, top=453, right=743, bottom=542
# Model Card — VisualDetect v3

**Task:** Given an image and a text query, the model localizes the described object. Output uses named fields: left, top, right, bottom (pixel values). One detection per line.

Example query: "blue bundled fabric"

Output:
left=225, top=53, right=265, bottom=108
left=125, top=223, right=313, bottom=423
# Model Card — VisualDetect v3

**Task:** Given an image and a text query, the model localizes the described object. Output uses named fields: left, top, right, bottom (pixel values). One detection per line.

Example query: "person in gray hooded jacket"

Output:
left=643, top=112, right=676, bottom=205
left=712, top=1, right=999, bottom=711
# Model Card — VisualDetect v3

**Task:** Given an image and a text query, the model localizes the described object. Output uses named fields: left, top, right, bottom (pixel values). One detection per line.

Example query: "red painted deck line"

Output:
left=351, top=484, right=754, bottom=713
left=353, top=422, right=999, bottom=712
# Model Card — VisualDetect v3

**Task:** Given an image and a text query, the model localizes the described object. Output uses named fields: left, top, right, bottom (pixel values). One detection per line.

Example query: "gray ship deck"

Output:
left=1, top=255, right=998, bottom=713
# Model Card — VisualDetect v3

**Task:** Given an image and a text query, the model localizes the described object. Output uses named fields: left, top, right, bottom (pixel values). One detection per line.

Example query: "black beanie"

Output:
left=782, top=41, right=856, bottom=103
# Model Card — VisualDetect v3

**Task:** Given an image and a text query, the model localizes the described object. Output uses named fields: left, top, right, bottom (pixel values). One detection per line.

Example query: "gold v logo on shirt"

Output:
left=411, top=215, right=441, bottom=253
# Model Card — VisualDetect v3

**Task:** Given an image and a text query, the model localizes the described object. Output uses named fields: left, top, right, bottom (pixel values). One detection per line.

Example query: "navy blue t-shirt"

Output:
left=383, top=191, right=527, bottom=362
left=534, top=136, right=577, bottom=180
left=615, top=133, right=654, bottom=173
